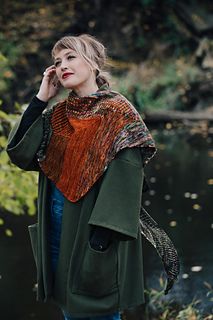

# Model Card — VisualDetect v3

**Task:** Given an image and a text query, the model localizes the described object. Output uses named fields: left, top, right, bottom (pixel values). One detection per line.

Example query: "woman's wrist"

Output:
left=32, top=95, right=48, bottom=108
left=36, top=92, right=49, bottom=103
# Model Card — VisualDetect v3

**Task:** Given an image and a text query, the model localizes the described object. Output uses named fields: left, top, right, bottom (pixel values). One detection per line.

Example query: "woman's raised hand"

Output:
left=36, top=65, right=61, bottom=102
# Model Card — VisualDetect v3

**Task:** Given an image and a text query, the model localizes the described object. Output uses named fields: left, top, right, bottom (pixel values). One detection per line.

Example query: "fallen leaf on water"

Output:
left=203, top=281, right=212, bottom=290
left=0, top=218, right=4, bottom=226
left=144, top=200, right=151, bottom=206
left=164, top=194, right=171, bottom=200
left=207, top=179, right=213, bottom=185
left=149, top=190, right=155, bottom=196
left=208, top=150, right=213, bottom=157
left=169, top=220, right=177, bottom=227
left=193, top=204, right=202, bottom=210
left=203, top=314, right=213, bottom=319
left=165, top=122, right=172, bottom=130
left=5, top=229, right=13, bottom=237
left=184, top=192, right=191, bottom=198
left=191, top=193, right=198, bottom=199
left=191, top=266, right=202, bottom=272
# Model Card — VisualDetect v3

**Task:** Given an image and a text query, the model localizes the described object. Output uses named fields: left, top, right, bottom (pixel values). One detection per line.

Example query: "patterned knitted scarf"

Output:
left=37, top=83, right=180, bottom=294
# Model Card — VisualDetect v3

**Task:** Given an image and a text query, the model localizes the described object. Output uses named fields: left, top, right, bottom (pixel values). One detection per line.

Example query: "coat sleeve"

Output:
left=6, top=114, right=43, bottom=171
left=88, top=147, right=144, bottom=240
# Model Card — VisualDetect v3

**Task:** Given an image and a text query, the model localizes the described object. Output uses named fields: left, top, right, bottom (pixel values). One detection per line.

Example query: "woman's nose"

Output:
left=60, top=60, right=69, bottom=71
left=61, top=65, right=68, bottom=71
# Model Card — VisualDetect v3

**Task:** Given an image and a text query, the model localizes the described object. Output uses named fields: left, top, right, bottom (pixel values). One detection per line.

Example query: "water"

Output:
left=141, top=124, right=213, bottom=316
left=0, top=124, right=212, bottom=319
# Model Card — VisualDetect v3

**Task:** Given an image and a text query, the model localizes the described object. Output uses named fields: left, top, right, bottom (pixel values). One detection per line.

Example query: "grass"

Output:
left=121, top=276, right=213, bottom=320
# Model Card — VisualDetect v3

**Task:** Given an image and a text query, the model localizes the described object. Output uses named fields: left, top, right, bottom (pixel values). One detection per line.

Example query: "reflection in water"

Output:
left=142, top=124, right=213, bottom=315
left=0, top=125, right=212, bottom=318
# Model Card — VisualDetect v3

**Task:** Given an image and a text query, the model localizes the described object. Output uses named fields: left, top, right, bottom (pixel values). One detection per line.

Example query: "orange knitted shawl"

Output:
left=37, top=84, right=156, bottom=202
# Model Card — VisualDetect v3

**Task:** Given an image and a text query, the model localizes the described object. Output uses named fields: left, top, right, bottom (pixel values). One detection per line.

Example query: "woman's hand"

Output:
left=36, top=65, right=61, bottom=102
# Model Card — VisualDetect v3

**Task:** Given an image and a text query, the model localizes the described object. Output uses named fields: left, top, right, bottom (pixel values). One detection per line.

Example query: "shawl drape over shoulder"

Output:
left=37, top=85, right=156, bottom=202
left=37, top=83, right=180, bottom=294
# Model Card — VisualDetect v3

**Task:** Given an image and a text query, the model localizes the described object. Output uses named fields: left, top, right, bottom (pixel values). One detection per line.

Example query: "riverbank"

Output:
left=143, top=108, right=213, bottom=124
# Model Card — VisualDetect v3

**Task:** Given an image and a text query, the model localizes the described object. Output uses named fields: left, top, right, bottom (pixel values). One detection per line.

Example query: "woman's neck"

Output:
left=72, top=83, right=99, bottom=97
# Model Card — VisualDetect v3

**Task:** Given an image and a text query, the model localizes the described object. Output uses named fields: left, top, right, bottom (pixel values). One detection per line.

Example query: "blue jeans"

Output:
left=50, top=182, right=64, bottom=273
left=63, top=310, right=121, bottom=320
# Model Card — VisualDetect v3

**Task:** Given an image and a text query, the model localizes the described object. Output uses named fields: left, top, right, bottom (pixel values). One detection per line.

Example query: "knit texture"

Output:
left=37, top=84, right=156, bottom=202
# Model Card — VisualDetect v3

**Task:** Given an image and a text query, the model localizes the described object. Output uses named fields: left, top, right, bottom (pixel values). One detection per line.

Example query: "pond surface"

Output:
left=0, top=124, right=212, bottom=319
left=141, top=124, right=213, bottom=317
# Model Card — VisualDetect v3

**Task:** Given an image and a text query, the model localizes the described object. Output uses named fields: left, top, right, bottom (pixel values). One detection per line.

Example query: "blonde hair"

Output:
left=51, top=34, right=112, bottom=88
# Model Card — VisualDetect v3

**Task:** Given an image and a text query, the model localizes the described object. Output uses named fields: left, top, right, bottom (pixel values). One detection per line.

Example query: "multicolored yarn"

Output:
left=37, top=84, right=156, bottom=202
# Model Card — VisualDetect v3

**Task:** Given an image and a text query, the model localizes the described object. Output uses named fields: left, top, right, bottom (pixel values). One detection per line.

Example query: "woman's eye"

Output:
left=54, top=61, right=60, bottom=67
left=68, top=55, right=75, bottom=60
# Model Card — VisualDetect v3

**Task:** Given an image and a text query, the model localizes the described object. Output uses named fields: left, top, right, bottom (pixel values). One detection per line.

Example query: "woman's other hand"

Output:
left=36, top=65, right=61, bottom=102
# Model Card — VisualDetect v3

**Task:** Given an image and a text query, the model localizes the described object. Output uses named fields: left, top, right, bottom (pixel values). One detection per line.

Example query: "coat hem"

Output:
left=48, top=297, right=145, bottom=318
left=120, top=299, right=146, bottom=311
left=53, top=304, right=120, bottom=318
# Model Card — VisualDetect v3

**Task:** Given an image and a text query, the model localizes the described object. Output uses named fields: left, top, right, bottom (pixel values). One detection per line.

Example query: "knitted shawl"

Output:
left=37, top=83, right=180, bottom=294
left=37, top=84, right=156, bottom=202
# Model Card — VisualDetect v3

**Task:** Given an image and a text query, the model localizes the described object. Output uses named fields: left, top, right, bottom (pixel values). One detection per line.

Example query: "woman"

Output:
left=6, top=34, right=179, bottom=320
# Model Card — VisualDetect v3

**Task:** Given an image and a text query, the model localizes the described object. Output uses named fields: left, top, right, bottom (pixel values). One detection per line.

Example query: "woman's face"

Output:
left=54, top=48, right=96, bottom=91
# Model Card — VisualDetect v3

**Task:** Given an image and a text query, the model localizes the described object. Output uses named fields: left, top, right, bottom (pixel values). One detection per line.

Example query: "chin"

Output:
left=63, top=83, right=75, bottom=89
left=62, top=80, right=80, bottom=90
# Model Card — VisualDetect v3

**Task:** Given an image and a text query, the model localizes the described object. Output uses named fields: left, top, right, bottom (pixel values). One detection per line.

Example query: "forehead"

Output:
left=54, top=48, right=77, bottom=60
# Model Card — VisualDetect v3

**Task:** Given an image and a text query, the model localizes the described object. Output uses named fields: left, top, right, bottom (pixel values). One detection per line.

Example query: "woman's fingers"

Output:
left=43, top=65, right=56, bottom=76
left=45, top=65, right=56, bottom=71
left=37, top=66, right=59, bottom=102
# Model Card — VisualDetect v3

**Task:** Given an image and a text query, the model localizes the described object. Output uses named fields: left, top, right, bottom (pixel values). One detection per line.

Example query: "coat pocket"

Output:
left=72, top=241, right=118, bottom=297
left=28, top=223, right=38, bottom=267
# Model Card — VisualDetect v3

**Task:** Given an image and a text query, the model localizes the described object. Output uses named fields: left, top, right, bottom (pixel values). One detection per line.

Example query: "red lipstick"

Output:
left=62, top=72, right=73, bottom=79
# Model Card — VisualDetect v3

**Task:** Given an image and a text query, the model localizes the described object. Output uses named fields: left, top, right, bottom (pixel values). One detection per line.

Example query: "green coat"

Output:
left=6, top=114, right=145, bottom=317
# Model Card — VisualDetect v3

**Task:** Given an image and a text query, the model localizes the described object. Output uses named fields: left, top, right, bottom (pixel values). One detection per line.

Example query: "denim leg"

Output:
left=89, top=312, right=121, bottom=320
left=62, top=310, right=89, bottom=320
left=63, top=315, right=89, bottom=320
left=49, top=182, right=65, bottom=273
left=62, top=311, right=121, bottom=320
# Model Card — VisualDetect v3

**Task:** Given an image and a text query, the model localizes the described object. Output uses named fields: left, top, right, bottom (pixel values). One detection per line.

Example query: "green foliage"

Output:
left=0, top=51, right=14, bottom=92
left=114, top=59, right=201, bottom=112
left=0, top=0, right=211, bottom=115
left=0, top=110, right=38, bottom=215
left=0, top=33, right=22, bottom=74
left=143, top=275, right=212, bottom=319
left=0, top=32, right=23, bottom=106
left=0, top=32, right=23, bottom=62
left=0, top=3, right=75, bottom=112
